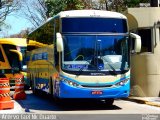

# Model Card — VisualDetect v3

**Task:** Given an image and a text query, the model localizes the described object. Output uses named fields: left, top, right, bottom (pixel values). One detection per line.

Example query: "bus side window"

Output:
left=0, top=47, right=5, bottom=62
left=54, top=18, right=60, bottom=71
left=54, top=48, right=59, bottom=71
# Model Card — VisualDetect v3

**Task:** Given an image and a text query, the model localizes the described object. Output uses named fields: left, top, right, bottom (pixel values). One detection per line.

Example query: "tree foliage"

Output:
left=20, top=0, right=48, bottom=28
left=123, top=0, right=149, bottom=7
left=124, top=0, right=140, bottom=6
left=20, top=0, right=90, bottom=29
left=0, top=0, right=21, bottom=37
left=45, top=0, right=90, bottom=17
left=25, top=0, right=151, bottom=44
left=23, top=0, right=150, bottom=29
left=9, top=29, right=29, bottom=38
left=91, top=0, right=150, bottom=12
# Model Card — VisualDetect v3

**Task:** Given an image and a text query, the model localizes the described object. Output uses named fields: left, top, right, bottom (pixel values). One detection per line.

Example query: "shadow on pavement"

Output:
left=15, top=90, right=122, bottom=112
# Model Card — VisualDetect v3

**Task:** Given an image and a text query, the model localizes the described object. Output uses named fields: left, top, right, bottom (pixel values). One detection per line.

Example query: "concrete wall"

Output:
left=131, top=54, right=160, bottom=97
left=126, top=7, right=160, bottom=28
left=125, top=7, right=160, bottom=97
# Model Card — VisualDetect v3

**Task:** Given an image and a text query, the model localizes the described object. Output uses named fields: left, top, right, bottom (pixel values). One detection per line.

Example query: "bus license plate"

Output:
left=91, top=90, right=103, bottom=95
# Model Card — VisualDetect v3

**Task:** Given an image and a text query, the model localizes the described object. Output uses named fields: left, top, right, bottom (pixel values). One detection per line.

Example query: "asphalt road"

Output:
left=0, top=90, right=159, bottom=120
left=17, top=90, right=160, bottom=114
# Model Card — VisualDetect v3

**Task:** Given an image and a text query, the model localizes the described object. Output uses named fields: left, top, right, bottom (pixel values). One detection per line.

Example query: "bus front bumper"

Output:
left=58, top=81, right=130, bottom=99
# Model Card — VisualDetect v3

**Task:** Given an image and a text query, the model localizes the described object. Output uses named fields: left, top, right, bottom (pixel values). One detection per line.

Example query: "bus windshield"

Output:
left=62, top=35, right=129, bottom=74
left=62, top=18, right=127, bottom=33
left=19, top=47, right=27, bottom=65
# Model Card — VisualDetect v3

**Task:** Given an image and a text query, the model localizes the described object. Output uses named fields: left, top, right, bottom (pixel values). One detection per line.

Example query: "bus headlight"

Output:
left=114, top=78, right=129, bottom=87
left=62, top=78, right=80, bottom=87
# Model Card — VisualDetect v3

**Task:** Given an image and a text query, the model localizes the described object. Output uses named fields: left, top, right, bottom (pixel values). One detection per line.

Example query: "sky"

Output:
left=5, top=15, right=32, bottom=35
left=0, top=15, right=33, bottom=38
left=0, top=0, right=33, bottom=38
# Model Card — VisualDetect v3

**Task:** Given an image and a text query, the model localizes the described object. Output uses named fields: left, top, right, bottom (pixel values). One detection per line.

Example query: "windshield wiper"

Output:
left=76, top=54, right=101, bottom=76
left=75, top=56, right=92, bottom=76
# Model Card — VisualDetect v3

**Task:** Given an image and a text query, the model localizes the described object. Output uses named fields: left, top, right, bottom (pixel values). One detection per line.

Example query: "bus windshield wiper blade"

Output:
left=76, top=61, right=89, bottom=76
left=76, top=56, right=93, bottom=76
left=108, top=64, right=117, bottom=75
left=76, top=55, right=95, bottom=76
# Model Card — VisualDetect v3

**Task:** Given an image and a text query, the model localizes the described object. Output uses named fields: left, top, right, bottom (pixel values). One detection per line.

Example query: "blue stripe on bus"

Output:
left=58, top=80, right=130, bottom=98
left=34, top=75, right=130, bottom=98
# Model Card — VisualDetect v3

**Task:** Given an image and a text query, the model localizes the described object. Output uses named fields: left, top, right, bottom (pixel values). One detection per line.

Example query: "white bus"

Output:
left=27, top=10, right=141, bottom=105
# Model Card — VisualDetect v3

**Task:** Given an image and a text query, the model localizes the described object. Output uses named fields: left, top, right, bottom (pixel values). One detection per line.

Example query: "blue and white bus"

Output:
left=27, top=10, right=141, bottom=105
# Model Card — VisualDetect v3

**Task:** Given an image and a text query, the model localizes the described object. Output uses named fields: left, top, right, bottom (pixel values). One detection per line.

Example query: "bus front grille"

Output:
left=81, top=84, right=112, bottom=88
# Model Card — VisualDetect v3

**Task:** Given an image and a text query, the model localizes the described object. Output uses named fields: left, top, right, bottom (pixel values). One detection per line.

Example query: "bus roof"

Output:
left=45, top=10, right=127, bottom=27
left=0, top=38, right=27, bottom=46
left=57, top=10, right=127, bottom=19
left=28, top=40, right=47, bottom=47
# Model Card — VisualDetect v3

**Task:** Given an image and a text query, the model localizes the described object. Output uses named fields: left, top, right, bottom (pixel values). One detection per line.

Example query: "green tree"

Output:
left=124, top=0, right=149, bottom=7
left=89, top=0, right=150, bottom=12
left=20, top=0, right=48, bottom=27
left=124, top=0, right=140, bottom=7
left=20, top=0, right=89, bottom=28
left=45, top=0, right=89, bottom=17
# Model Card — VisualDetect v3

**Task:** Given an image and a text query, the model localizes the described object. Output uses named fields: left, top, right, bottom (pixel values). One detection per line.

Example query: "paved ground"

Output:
left=0, top=100, right=24, bottom=114
left=0, top=90, right=160, bottom=114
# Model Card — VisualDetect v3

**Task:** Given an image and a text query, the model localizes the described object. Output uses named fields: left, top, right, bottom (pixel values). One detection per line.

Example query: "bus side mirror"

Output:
left=56, top=33, right=64, bottom=52
left=9, top=50, right=23, bottom=73
left=10, top=50, right=23, bottom=61
left=130, top=33, right=141, bottom=53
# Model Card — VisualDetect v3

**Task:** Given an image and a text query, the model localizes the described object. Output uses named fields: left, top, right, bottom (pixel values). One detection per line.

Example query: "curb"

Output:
left=123, top=97, right=160, bottom=108
left=145, top=101, right=160, bottom=108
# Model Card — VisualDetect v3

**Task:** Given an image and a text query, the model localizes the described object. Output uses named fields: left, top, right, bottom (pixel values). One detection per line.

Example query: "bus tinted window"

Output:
left=0, top=48, right=5, bottom=62
left=62, top=18, right=127, bottom=33
left=2, top=44, right=17, bottom=66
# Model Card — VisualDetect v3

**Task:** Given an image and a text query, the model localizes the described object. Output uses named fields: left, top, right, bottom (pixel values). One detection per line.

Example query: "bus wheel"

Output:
left=53, top=97, right=66, bottom=106
left=32, top=77, right=37, bottom=94
left=24, top=85, right=30, bottom=90
left=104, top=98, right=114, bottom=106
left=53, top=96, right=59, bottom=102
left=49, top=78, right=53, bottom=95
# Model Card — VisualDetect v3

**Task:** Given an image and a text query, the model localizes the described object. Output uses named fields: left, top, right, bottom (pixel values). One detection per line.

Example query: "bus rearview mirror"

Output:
left=9, top=50, right=23, bottom=61
left=56, top=33, right=64, bottom=52
left=130, top=33, right=141, bottom=53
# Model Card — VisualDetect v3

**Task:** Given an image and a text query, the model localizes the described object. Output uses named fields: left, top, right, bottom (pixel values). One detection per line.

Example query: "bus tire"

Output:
left=24, top=85, right=30, bottom=90
left=53, top=96, right=60, bottom=103
left=53, top=97, right=65, bottom=106
left=49, top=77, right=53, bottom=96
left=32, top=76, right=36, bottom=94
left=29, top=76, right=32, bottom=88
left=104, top=98, right=114, bottom=106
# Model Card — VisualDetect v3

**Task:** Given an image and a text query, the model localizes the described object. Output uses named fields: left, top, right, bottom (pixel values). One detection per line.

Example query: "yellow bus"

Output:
left=0, top=38, right=27, bottom=87
left=27, top=10, right=141, bottom=105
left=27, top=40, right=48, bottom=51
left=0, top=38, right=46, bottom=89
left=25, top=40, right=48, bottom=88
